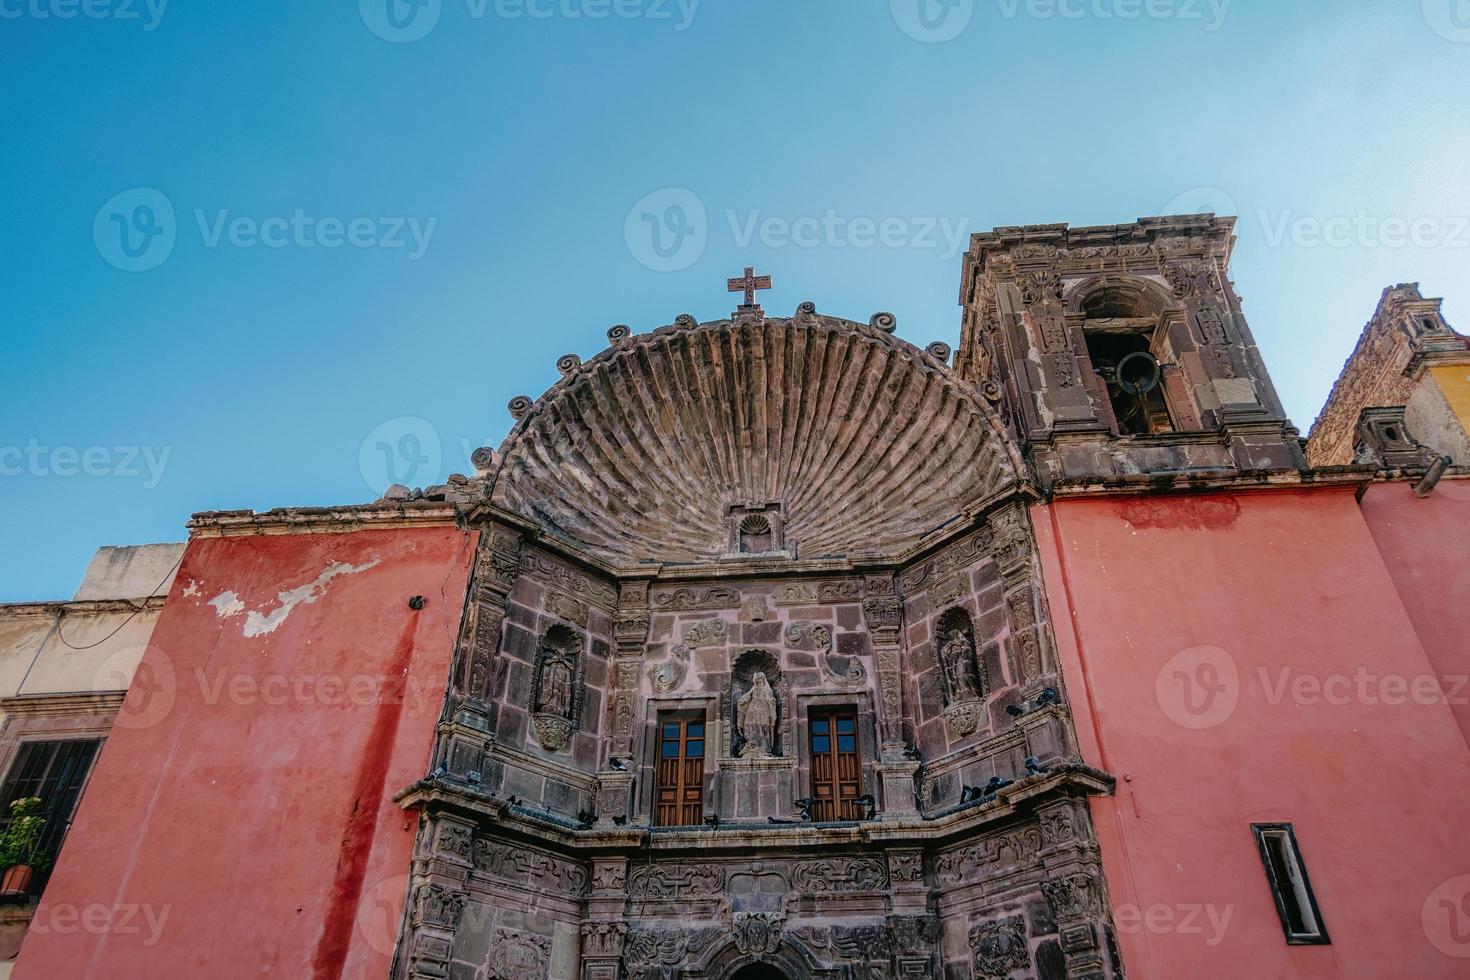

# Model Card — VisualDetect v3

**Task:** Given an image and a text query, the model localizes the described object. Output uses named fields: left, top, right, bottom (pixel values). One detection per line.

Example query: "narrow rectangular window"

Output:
left=1252, top=823, right=1330, bottom=945
left=0, top=738, right=103, bottom=895
left=808, top=709, right=862, bottom=822
left=653, top=716, right=704, bottom=827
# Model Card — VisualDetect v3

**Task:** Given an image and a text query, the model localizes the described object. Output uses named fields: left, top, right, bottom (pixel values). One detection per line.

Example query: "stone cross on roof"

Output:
left=728, top=266, right=772, bottom=314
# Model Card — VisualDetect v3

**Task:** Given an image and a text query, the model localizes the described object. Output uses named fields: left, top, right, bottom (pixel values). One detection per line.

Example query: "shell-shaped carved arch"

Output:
left=488, top=314, right=1024, bottom=565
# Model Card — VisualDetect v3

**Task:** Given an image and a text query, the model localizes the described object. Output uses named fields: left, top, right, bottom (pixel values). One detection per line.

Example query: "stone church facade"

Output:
left=13, top=214, right=1470, bottom=980
left=403, top=302, right=1116, bottom=980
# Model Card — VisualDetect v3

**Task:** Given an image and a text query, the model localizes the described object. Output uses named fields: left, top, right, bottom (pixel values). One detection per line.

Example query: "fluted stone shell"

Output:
left=491, top=315, right=1019, bottom=564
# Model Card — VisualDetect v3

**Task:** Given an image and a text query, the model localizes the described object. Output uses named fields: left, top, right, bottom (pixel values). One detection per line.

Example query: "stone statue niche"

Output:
left=730, top=650, right=785, bottom=759
left=935, top=607, right=987, bottom=707
left=529, top=623, right=585, bottom=752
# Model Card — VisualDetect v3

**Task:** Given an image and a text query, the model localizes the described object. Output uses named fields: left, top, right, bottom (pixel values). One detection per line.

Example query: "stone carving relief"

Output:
left=486, top=929, right=551, bottom=980
left=971, top=916, right=1030, bottom=979
left=529, top=623, right=584, bottom=752
left=545, top=590, right=589, bottom=627
left=654, top=587, right=741, bottom=611
left=784, top=621, right=831, bottom=649
left=649, top=643, right=691, bottom=694
left=415, top=883, right=466, bottom=931
left=628, top=863, right=724, bottom=901
left=793, top=857, right=888, bottom=893
left=684, top=618, right=730, bottom=647
left=472, top=837, right=589, bottom=897
left=1041, top=873, right=1103, bottom=922
left=623, top=926, right=723, bottom=979
left=580, top=922, right=627, bottom=959
left=776, top=580, right=863, bottom=605
left=523, top=552, right=617, bottom=608
left=934, top=826, right=1043, bottom=887
left=1162, top=258, right=1222, bottom=300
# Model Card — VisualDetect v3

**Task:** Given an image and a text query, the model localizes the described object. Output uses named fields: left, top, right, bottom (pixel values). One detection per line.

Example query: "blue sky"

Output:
left=2, top=0, right=1468, bottom=601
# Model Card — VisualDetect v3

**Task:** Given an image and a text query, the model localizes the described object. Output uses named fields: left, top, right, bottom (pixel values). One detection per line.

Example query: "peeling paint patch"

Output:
left=207, top=560, right=381, bottom=638
left=209, top=591, right=244, bottom=618
left=182, top=579, right=201, bottom=598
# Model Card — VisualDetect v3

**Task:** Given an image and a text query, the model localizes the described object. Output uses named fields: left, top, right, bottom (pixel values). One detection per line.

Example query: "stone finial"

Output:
left=926, top=342, right=953, bottom=364
left=508, top=396, right=534, bottom=421
left=607, top=324, right=632, bottom=345
left=556, top=354, right=582, bottom=376
left=871, top=312, right=898, bottom=333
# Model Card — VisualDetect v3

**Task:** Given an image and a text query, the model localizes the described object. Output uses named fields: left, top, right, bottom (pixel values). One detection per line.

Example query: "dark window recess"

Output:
left=808, top=710, right=862, bottom=822
left=1252, top=823, right=1330, bottom=945
left=1084, top=331, right=1174, bottom=435
left=0, top=739, right=103, bottom=894
left=653, top=717, right=705, bottom=827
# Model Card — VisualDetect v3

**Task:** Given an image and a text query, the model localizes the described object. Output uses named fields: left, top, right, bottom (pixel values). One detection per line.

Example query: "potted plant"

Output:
left=0, top=797, right=48, bottom=898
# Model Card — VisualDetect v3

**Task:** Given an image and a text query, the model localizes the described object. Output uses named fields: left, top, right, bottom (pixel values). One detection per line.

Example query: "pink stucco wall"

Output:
left=1035, top=488, right=1470, bottom=979
left=14, top=525, right=474, bottom=979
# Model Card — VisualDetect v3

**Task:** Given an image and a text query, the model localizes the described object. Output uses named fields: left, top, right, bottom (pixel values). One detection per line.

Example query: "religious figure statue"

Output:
left=943, top=635, right=980, bottom=702
left=737, top=672, right=778, bottom=757
left=537, top=656, right=572, bottom=717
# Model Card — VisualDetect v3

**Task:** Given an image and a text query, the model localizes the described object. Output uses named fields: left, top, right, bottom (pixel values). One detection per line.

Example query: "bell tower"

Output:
left=957, top=215, right=1305, bottom=489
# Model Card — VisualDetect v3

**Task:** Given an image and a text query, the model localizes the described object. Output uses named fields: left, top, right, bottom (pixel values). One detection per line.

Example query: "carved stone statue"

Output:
left=943, top=635, right=980, bottom=702
left=737, top=672, right=778, bottom=758
left=538, top=656, right=572, bottom=717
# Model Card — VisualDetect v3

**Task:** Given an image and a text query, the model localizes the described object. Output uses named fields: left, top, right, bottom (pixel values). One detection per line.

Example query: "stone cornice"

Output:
left=0, top=596, right=165, bottom=618
left=0, top=691, right=126, bottom=717
left=187, top=501, right=460, bottom=537
left=395, top=763, right=1113, bottom=855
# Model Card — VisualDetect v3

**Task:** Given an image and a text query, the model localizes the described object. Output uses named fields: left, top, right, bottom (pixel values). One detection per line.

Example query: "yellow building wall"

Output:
left=1430, top=363, right=1470, bottom=433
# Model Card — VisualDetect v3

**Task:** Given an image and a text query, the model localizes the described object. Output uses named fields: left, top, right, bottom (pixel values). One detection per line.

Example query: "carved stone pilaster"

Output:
left=610, top=580, right=651, bottom=756
left=863, top=574, right=906, bottom=754
left=407, top=880, right=467, bottom=979
left=1041, top=870, right=1111, bottom=980
left=451, top=526, right=522, bottom=718
left=990, top=504, right=1054, bottom=686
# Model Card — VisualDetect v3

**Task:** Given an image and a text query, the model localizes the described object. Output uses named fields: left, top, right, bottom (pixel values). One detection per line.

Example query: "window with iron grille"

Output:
left=0, top=739, right=102, bottom=894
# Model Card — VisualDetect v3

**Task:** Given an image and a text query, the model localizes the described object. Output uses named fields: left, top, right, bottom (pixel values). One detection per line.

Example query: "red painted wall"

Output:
left=15, top=525, right=474, bottom=979
left=1359, top=478, right=1470, bottom=747
left=1035, top=488, right=1470, bottom=979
